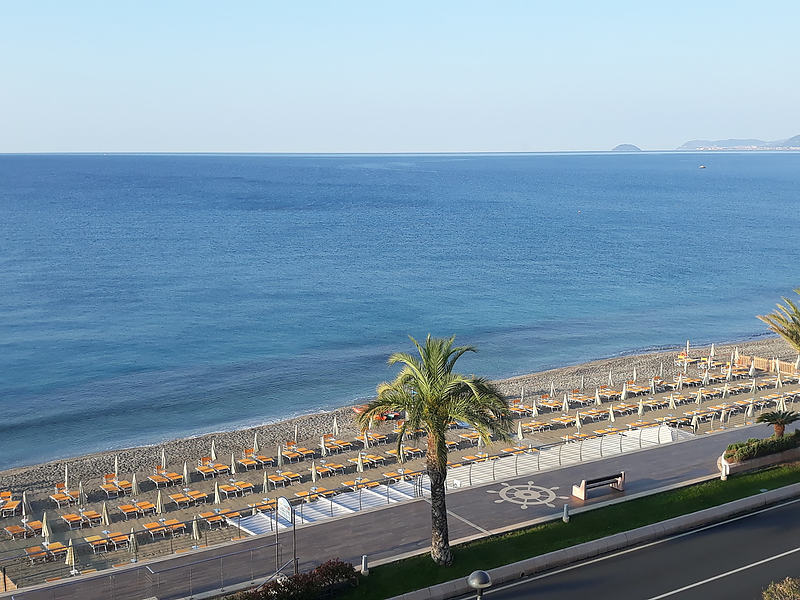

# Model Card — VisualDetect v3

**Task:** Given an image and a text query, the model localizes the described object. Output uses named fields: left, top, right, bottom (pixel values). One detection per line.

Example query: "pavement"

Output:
left=2, top=426, right=751, bottom=600
left=471, top=497, right=800, bottom=600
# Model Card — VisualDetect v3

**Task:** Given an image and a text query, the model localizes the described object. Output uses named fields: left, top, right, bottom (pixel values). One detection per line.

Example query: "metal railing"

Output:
left=7, top=539, right=280, bottom=600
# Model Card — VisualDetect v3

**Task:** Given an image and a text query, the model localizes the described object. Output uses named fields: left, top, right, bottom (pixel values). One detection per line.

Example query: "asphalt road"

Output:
left=476, top=498, right=800, bottom=600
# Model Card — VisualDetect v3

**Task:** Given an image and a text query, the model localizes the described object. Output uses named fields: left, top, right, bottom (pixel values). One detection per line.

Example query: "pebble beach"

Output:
left=1, top=336, right=792, bottom=496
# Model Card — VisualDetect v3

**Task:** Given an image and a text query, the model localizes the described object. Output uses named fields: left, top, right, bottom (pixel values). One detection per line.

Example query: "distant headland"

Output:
left=677, top=134, right=800, bottom=151
left=611, top=144, right=642, bottom=152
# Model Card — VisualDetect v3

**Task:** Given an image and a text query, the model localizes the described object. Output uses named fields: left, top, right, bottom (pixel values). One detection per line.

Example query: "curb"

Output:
left=388, top=481, right=800, bottom=600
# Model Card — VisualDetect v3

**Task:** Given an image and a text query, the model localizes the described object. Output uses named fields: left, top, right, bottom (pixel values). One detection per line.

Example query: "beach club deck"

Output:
left=1, top=349, right=799, bottom=593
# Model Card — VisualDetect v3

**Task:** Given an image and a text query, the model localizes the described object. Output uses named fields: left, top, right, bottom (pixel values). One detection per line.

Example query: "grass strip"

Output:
left=341, top=464, right=800, bottom=599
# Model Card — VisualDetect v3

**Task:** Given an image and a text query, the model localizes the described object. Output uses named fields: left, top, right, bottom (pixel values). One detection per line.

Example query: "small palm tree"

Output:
left=356, top=335, right=512, bottom=566
left=757, top=289, right=800, bottom=353
left=755, top=411, right=800, bottom=438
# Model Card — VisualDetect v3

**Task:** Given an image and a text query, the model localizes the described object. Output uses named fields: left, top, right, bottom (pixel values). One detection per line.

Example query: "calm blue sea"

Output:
left=1, top=152, right=798, bottom=468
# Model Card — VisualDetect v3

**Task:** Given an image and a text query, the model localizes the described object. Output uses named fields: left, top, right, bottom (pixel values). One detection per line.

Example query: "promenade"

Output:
left=1, top=426, right=748, bottom=600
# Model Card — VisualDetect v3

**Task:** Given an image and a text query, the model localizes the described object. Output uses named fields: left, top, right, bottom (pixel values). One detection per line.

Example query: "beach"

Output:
left=1, top=335, right=791, bottom=495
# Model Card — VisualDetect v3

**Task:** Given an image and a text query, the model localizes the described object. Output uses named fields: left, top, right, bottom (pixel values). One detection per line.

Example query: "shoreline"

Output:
left=1, top=335, right=793, bottom=493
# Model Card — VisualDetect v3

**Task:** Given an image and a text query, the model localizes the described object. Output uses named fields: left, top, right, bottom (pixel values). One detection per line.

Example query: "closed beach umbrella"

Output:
left=262, top=470, right=269, bottom=493
left=128, top=527, right=137, bottom=556
left=749, top=362, right=756, bottom=377
left=156, top=490, right=163, bottom=514
left=650, top=378, right=656, bottom=395
left=683, top=360, right=688, bottom=374
left=637, top=399, right=644, bottom=416
left=709, top=343, right=715, bottom=359
left=776, top=369, right=783, bottom=389
left=720, top=410, right=728, bottom=424
left=320, top=436, right=327, bottom=457
left=677, top=375, right=684, bottom=391
left=101, top=501, right=110, bottom=527
left=192, top=516, right=201, bottom=542
left=734, top=347, right=740, bottom=362
left=363, top=430, right=370, bottom=449
left=64, top=464, right=69, bottom=489
left=608, top=405, right=615, bottom=423
left=78, top=481, right=86, bottom=506
left=575, top=411, right=582, bottom=431
left=161, top=448, right=167, bottom=471
left=253, top=431, right=260, bottom=454
left=751, top=379, right=757, bottom=393
left=214, top=482, right=221, bottom=505
left=131, top=473, right=140, bottom=495
left=668, top=394, right=677, bottom=410
left=520, top=384, right=525, bottom=404
left=632, top=367, right=637, bottom=382
left=722, top=383, right=729, bottom=399
left=182, top=461, right=189, bottom=485
left=210, top=440, right=217, bottom=462
left=332, top=416, right=339, bottom=437
left=690, top=415, right=699, bottom=432
left=686, top=340, right=690, bottom=355
left=477, top=434, right=485, bottom=448
left=550, top=381, right=556, bottom=397
left=41, top=512, right=50, bottom=542
left=779, top=396, right=787, bottom=412
left=701, top=370, right=709, bottom=386
left=620, top=382, right=628, bottom=402
left=659, top=362, right=664, bottom=378
left=561, top=394, right=569, bottom=412
left=696, top=389, right=703, bottom=405
left=516, top=421, right=524, bottom=443
left=114, top=455, right=119, bottom=479
left=230, top=453, right=236, bottom=475
left=65, top=538, right=76, bottom=571
left=21, top=491, right=30, bottom=519
left=795, top=355, right=800, bottom=373
left=607, top=370, right=614, bottom=387
left=294, top=424, right=299, bottom=444
left=531, top=400, right=539, bottom=417
left=399, top=443, right=406, bottom=464
left=746, top=401, right=754, bottom=418
left=357, top=452, right=364, bottom=473
left=595, top=388, right=601, bottom=406
left=579, top=375, right=585, bottom=390
left=277, top=444, right=284, bottom=468
left=311, top=460, right=317, bottom=483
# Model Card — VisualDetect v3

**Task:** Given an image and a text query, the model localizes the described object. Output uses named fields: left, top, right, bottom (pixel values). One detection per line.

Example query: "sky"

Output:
left=1, top=1, right=798, bottom=153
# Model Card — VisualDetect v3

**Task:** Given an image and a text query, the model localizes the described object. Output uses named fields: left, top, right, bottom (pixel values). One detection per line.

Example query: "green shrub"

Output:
left=763, top=577, right=800, bottom=600
left=230, top=559, right=356, bottom=600
left=725, top=431, right=800, bottom=462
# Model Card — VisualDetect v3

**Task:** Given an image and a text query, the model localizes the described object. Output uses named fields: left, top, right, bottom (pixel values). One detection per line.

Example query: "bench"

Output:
left=572, top=471, right=625, bottom=500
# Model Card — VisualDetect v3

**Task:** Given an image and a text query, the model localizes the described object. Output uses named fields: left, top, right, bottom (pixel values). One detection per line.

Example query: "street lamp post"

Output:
left=467, top=570, right=492, bottom=598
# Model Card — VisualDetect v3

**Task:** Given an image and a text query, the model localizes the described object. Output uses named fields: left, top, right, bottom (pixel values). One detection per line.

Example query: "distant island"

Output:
left=678, top=134, right=800, bottom=151
left=611, top=144, right=642, bottom=152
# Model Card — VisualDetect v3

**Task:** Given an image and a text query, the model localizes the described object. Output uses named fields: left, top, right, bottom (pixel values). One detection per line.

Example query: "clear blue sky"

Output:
left=2, top=1, right=797, bottom=152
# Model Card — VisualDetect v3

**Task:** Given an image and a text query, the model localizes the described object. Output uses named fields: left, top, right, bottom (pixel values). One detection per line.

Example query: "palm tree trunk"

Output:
left=427, top=462, right=452, bottom=566
left=427, top=431, right=452, bottom=566
left=775, top=424, right=786, bottom=438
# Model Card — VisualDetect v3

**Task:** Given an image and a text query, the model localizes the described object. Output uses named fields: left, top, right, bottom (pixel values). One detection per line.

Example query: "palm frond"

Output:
left=757, top=289, right=800, bottom=353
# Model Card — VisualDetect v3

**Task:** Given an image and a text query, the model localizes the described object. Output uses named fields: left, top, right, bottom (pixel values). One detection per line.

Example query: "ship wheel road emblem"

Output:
left=486, top=481, right=569, bottom=509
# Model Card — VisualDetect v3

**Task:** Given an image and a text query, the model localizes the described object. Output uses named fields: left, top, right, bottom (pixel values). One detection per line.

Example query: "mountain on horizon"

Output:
left=678, top=135, right=800, bottom=150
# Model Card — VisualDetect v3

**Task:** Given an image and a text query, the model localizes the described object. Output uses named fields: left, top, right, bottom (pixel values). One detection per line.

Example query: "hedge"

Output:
left=724, top=431, right=800, bottom=462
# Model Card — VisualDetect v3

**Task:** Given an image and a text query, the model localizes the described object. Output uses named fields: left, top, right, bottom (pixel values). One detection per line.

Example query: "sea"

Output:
left=1, top=152, right=799, bottom=469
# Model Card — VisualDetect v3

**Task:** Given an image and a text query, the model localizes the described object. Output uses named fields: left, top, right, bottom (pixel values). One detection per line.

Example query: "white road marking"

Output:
left=423, top=498, right=490, bottom=534
left=645, top=545, right=800, bottom=599
left=484, top=496, right=800, bottom=596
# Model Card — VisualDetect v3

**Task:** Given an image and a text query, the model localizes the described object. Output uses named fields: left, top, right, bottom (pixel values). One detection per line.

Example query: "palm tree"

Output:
left=755, top=411, right=800, bottom=438
left=757, top=289, right=800, bottom=353
left=356, top=335, right=512, bottom=566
